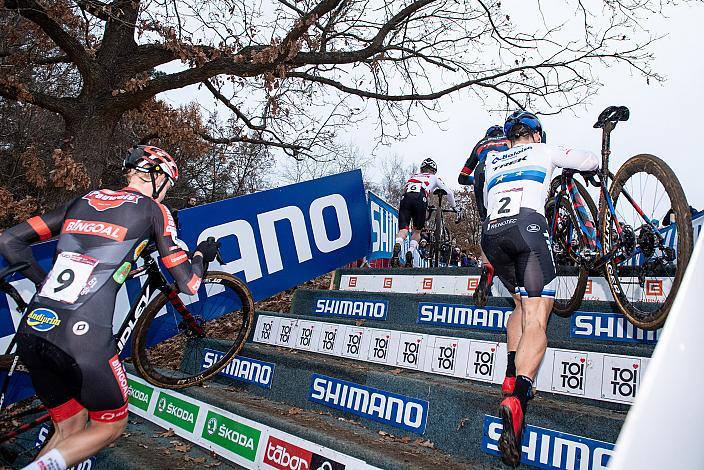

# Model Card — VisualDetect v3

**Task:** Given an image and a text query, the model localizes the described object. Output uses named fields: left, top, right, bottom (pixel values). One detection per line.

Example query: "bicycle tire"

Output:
left=132, top=271, right=255, bottom=389
left=544, top=185, right=592, bottom=316
left=599, top=154, right=693, bottom=330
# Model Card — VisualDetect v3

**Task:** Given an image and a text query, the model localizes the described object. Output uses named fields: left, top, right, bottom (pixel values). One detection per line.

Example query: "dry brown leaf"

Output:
left=355, top=319, right=366, bottom=326
left=173, top=444, right=192, bottom=453
left=205, top=462, right=222, bottom=468
left=378, top=431, right=389, bottom=437
left=158, top=429, right=176, bottom=438
left=456, top=418, right=469, bottom=430
left=184, top=456, right=207, bottom=463
left=415, top=439, right=435, bottom=449
left=388, top=368, right=402, bottom=375
left=287, top=407, right=303, bottom=416
left=400, top=436, right=412, bottom=443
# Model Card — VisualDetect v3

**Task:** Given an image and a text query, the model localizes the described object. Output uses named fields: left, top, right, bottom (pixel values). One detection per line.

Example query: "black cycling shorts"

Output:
left=398, top=192, right=427, bottom=230
left=480, top=209, right=556, bottom=298
left=474, top=159, right=487, bottom=221
left=15, top=332, right=129, bottom=423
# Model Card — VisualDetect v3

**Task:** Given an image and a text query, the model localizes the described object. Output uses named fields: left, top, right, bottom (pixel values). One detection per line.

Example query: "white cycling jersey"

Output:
left=483, top=143, right=599, bottom=220
left=404, top=172, right=457, bottom=209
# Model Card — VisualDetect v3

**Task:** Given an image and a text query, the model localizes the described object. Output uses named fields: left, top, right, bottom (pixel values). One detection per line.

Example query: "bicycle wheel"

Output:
left=599, top=154, right=693, bottom=330
left=545, top=185, right=593, bottom=316
left=132, top=271, right=255, bottom=389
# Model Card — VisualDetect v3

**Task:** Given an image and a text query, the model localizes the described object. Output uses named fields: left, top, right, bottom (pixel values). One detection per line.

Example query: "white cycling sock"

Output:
left=409, top=239, right=419, bottom=252
left=23, top=449, right=67, bottom=470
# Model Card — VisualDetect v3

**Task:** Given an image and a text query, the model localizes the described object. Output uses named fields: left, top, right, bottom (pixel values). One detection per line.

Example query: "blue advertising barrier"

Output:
left=368, top=191, right=398, bottom=260
left=0, top=170, right=370, bottom=405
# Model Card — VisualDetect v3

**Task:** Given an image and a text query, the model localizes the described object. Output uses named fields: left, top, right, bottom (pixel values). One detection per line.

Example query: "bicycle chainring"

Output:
left=620, top=224, right=636, bottom=255
left=636, top=225, right=657, bottom=258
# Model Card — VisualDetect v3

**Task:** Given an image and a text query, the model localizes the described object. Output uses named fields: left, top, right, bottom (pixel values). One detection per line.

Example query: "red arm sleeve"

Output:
left=151, top=202, right=205, bottom=295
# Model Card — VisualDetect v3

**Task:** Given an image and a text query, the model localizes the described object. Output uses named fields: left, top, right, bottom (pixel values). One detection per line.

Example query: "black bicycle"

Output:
left=546, top=106, right=693, bottom=329
left=0, top=239, right=254, bottom=466
left=426, top=189, right=456, bottom=267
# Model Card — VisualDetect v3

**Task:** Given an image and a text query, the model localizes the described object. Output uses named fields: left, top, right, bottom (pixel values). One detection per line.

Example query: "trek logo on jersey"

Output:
left=62, top=219, right=128, bottom=241
left=309, top=374, right=428, bottom=433
left=571, top=311, right=659, bottom=344
left=83, top=190, right=141, bottom=211
left=482, top=415, right=614, bottom=469
left=314, top=298, right=388, bottom=320
left=417, top=303, right=510, bottom=331
left=263, top=435, right=346, bottom=470
left=201, top=349, right=274, bottom=389
left=26, top=308, right=61, bottom=332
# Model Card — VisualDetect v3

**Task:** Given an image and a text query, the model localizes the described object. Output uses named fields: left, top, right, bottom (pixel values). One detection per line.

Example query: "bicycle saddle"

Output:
left=434, top=188, right=447, bottom=196
left=0, top=262, right=30, bottom=281
left=593, top=106, right=630, bottom=128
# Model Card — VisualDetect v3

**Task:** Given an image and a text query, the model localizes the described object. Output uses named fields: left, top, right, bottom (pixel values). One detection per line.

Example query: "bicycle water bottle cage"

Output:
left=593, top=106, right=630, bottom=128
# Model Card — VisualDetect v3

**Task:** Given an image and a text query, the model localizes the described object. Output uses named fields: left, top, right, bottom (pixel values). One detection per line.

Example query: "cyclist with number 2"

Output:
left=0, top=145, right=220, bottom=470
left=458, top=125, right=510, bottom=305
left=392, top=158, right=460, bottom=267
left=480, top=112, right=599, bottom=467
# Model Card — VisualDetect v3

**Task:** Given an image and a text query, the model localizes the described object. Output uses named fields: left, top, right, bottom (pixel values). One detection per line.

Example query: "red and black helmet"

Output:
left=123, top=145, right=179, bottom=183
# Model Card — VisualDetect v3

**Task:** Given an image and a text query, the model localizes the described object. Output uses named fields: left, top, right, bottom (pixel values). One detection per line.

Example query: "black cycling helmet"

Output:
left=420, top=158, right=437, bottom=173
left=504, top=110, right=546, bottom=143
left=123, top=145, right=179, bottom=199
left=485, top=125, right=504, bottom=138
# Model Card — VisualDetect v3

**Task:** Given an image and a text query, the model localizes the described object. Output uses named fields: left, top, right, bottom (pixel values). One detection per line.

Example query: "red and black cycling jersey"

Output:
left=0, top=187, right=204, bottom=311
left=458, top=136, right=510, bottom=185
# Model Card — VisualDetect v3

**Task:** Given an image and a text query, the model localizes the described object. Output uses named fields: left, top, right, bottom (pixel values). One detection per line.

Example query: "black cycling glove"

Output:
left=195, top=239, right=221, bottom=263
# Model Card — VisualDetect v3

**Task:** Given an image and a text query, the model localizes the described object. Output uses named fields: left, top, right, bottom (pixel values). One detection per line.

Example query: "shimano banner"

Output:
left=368, top=191, right=398, bottom=260
left=0, top=171, right=369, bottom=404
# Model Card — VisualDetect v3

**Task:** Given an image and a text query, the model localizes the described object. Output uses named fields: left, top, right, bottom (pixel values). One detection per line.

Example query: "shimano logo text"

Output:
left=202, top=350, right=274, bottom=389
left=418, top=303, right=510, bottom=331
left=314, top=298, right=388, bottom=320
left=309, top=374, right=428, bottom=433
left=572, top=312, right=659, bottom=344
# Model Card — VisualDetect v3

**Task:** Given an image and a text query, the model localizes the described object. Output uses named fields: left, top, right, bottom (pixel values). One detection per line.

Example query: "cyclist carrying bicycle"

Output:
left=0, top=145, right=220, bottom=470
left=480, top=112, right=599, bottom=467
left=392, top=158, right=460, bottom=267
left=458, top=125, right=510, bottom=305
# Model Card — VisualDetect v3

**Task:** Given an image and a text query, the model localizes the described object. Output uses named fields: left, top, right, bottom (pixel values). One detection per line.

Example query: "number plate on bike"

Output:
left=39, top=252, right=99, bottom=304
left=489, top=188, right=523, bottom=219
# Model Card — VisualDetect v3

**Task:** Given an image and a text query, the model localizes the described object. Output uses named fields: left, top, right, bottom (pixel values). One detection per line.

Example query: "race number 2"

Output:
left=39, top=252, right=98, bottom=304
left=489, top=188, right=523, bottom=220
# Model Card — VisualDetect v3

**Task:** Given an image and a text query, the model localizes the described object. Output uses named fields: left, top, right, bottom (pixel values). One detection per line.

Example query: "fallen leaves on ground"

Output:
left=287, top=407, right=303, bottom=416
left=456, top=418, right=468, bottom=430
left=173, top=443, right=192, bottom=453
left=355, top=319, right=366, bottom=326
left=415, top=439, right=435, bottom=449
left=388, top=368, right=402, bottom=375
left=184, top=456, right=207, bottom=463
left=158, top=429, right=176, bottom=438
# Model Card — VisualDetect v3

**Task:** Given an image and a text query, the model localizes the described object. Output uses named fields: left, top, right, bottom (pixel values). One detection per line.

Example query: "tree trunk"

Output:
left=63, top=108, right=120, bottom=187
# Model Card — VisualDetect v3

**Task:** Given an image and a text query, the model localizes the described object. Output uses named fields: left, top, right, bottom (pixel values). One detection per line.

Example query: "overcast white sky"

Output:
left=159, top=1, right=703, bottom=210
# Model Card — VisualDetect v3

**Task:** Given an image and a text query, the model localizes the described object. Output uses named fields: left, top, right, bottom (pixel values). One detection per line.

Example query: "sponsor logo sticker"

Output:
left=551, top=350, right=588, bottom=395
left=134, top=239, right=149, bottom=260
left=467, top=277, right=479, bottom=291
left=347, top=277, right=357, bottom=288
left=26, top=308, right=61, bottom=332
left=318, top=324, right=340, bottom=354
left=72, top=321, right=89, bottom=336
left=341, top=327, right=365, bottom=358
left=422, top=278, right=433, bottom=290
left=62, top=219, right=127, bottom=241
left=153, top=391, right=200, bottom=432
left=83, top=189, right=141, bottom=211
left=275, top=319, right=297, bottom=347
left=258, top=318, right=275, bottom=343
left=201, top=410, right=261, bottom=461
left=383, top=277, right=393, bottom=289
left=367, top=330, right=392, bottom=364
left=481, top=415, right=613, bottom=469
left=601, top=355, right=641, bottom=403
left=645, top=279, right=663, bottom=296
left=313, top=298, right=388, bottom=320
left=396, top=333, right=424, bottom=369
left=430, top=336, right=459, bottom=375
left=526, top=223, right=541, bottom=233
left=263, top=435, right=346, bottom=470
left=309, top=374, right=429, bottom=433
left=417, top=303, right=510, bottom=331
left=128, top=379, right=154, bottom=412
left=112, top=261, right=132, bottom=284
left=296, top=321, right=316, bottom=350
left=201, top=349, right=275, bottom=389
left=467, top=341, right=498, bottom=381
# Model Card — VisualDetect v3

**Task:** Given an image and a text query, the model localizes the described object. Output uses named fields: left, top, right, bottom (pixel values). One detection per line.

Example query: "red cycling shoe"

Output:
left=498, top=396, right=524, bottom=467
left=502, top=376, right=516, bottom=396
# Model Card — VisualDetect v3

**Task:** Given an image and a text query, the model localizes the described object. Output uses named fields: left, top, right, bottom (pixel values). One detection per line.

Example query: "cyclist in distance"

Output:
left=0, top=145, right=220, bottom=470
left=481, top=112, right=599, bottom=467
left=392, top=158, right=461, bottom=267
left=458, top=125, right=510, bottom=305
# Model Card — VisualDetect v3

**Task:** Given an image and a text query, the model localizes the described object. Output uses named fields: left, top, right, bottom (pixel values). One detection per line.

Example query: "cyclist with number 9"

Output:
left=0, top=145, right=220, bottom=470
left=481, top=112, right=599, bottom=467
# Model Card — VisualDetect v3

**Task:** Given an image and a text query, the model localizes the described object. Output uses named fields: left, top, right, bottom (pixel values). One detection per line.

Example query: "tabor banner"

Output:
left=0, top=171, right=370, bottom=403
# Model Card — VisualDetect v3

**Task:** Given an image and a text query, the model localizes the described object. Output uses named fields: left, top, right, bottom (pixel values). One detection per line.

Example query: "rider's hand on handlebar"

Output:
left=195, top=238, right=221, bottom=263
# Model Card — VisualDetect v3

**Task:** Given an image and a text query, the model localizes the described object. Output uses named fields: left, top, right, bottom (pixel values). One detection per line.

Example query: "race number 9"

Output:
left=39, top=252, right=98, bottom=304
left=54, top=269, right=75, bottom=293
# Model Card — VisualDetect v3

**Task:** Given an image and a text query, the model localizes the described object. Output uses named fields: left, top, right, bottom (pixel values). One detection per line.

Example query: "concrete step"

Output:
left=125, top=370, right=488, bottom=470
left=193, top=341, right=622, bottom=468
left=290, top=289, right=659, bottom=354
left=250, top=310, right=650, bottom=408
